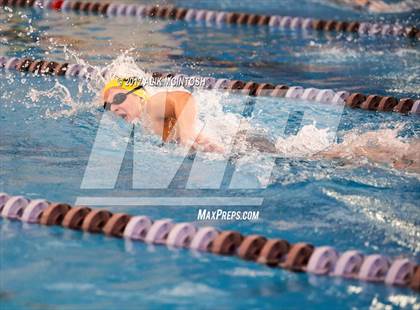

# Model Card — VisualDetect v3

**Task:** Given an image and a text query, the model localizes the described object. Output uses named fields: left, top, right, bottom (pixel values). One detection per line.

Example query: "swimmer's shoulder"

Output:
left=148, top=89, right=193, bottom=108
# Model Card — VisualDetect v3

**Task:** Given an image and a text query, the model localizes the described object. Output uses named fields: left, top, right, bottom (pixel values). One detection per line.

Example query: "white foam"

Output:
left=224, top=267, right=275, bottom=277
left=275, top=124, right=334, bottom=157
left=158, top=282, right=226, bottom=297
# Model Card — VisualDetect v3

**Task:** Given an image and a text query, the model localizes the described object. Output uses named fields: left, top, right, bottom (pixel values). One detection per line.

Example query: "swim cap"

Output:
left=102, top=77, right=149, bottom=101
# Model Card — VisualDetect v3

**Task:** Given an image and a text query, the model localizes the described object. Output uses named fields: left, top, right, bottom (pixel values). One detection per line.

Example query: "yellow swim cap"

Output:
left=102, top=77, right=149, bottom=101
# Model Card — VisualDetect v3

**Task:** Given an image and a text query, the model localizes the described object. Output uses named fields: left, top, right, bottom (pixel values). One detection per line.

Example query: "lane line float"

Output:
left=1, top=0, right=418, bottom=39
left=1, top=55, right=419, bottom=115
left=1, top=193, right=419, bottom=291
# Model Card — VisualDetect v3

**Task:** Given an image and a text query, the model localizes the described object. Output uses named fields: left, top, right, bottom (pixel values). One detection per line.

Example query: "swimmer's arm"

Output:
left=169, top=91, right=224, bottom=152
left=168, top=91, right=199, bottom=145
left=147, top=91, right=197, bottom=142
left=351, top=0, right=392, bottom=12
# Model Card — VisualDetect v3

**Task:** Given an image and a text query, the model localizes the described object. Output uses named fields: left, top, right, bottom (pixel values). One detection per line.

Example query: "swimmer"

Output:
left=102, top=77, right=224, bottom=153
left=103, top=77, right=419, bottom=173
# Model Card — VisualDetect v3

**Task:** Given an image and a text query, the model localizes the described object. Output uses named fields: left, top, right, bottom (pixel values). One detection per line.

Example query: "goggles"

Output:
left=103, top=85, right=145, bottom=110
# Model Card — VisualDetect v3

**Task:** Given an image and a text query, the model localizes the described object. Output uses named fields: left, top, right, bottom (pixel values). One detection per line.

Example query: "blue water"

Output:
left=1, top=1, right=420, bottom=309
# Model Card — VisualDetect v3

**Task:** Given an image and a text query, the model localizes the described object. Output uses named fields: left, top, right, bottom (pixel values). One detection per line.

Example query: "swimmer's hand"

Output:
left=182, top=135, right=225, bottom=153
left=192, top=140, right=225, bottom=153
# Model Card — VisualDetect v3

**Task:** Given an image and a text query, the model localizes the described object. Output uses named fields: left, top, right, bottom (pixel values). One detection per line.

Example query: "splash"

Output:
left=275, top=125, right=334, bottom=157
left=195, top=90, right=245, bottom=148
left=101, top=51, right=149, bottom=86
left=24, top=51, right=147, bottom=118
left=26, top=79, right=95, bottom=119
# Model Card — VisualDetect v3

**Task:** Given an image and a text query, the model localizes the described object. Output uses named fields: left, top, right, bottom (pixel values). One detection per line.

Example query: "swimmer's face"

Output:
left=104, top=87, right=145, bottom=122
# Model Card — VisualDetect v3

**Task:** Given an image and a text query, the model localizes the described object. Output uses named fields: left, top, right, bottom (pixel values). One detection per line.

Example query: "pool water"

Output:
left=1, top=1, right=420, bottom=309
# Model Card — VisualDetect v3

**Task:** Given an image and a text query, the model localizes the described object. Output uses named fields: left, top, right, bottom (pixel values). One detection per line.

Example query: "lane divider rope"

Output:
left=1, top=0, right=419, bottom=40
left=1, top=55, right=419, bottom=114
left=0, top=193, right=419, bottom=291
